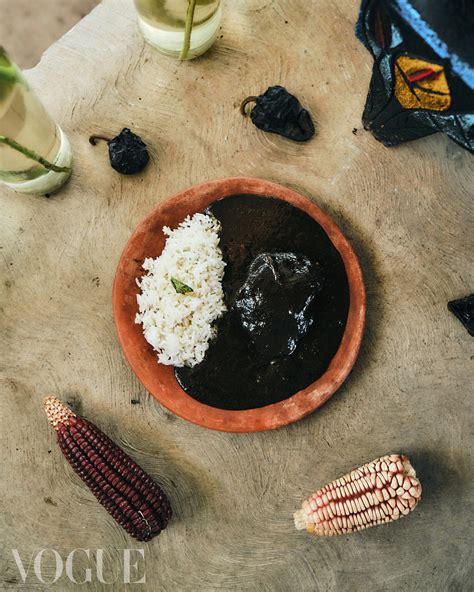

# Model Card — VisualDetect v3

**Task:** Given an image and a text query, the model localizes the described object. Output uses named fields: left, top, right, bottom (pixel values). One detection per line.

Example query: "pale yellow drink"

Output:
left=134, top=0, right=222, bottom=59
left=0, top=49, right=72, bottom=195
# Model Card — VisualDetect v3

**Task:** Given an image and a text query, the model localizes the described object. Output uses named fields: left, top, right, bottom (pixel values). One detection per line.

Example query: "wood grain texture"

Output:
left=0, top=0, right=473, bottom=590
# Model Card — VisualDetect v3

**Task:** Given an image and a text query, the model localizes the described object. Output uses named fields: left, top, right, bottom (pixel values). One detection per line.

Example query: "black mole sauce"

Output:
left=175, top=195, right=350, bottom=410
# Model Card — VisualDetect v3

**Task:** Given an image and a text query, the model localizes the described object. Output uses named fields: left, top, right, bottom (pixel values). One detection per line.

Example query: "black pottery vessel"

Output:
left=356, top=0, right=474, bottom=152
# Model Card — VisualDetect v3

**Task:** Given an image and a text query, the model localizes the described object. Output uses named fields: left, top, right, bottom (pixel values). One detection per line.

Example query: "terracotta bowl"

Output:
left=113, top=177, right=365, bottom=432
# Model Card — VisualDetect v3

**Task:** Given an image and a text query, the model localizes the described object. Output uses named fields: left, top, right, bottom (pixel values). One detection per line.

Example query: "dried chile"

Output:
left=240, top=86, right=315, bottom=142
left=448, top=294, right=474, bottom=336
left=89, top=128, right=149, bottom=174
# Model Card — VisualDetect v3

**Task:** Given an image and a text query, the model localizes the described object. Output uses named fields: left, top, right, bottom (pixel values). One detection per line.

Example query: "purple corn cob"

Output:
left=44, top=396, right=171, bottom=542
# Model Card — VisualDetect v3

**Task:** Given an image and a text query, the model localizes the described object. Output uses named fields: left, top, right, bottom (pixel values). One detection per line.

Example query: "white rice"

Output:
left=135, top=213, right=226, bottom=367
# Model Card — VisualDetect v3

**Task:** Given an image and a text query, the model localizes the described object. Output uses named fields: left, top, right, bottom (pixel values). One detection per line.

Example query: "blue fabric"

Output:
left=392, top=0, right=474, bottom=89
left=355, top=0, right=371, bottom=49
left=355, top=0, right=474, bottom=89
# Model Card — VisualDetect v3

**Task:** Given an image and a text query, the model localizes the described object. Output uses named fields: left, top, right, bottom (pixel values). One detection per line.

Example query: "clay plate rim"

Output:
left=113, top=177, right=365, bottom=432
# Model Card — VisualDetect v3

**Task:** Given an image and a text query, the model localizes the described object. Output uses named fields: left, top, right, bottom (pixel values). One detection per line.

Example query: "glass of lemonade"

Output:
left=0, top=48, right=72, bottom=196
left=134, top=0, right=222, bottom=60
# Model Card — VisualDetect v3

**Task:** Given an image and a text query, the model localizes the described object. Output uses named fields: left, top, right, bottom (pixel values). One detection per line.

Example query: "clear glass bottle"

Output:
left=134, top=0, right=222, bottom=60
left=0, top=48, right=72, bottom=195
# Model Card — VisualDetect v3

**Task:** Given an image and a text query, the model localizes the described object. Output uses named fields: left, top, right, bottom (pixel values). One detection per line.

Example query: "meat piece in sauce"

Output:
left=233, top=252, right=323, bottom=360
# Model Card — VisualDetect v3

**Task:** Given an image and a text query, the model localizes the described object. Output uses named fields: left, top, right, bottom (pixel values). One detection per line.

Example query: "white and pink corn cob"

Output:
left=294, top=454, right=422, bottom=536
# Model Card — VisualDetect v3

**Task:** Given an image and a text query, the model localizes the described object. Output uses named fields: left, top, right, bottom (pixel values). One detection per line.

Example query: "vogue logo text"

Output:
left=11, top=548, right=146, bottom=584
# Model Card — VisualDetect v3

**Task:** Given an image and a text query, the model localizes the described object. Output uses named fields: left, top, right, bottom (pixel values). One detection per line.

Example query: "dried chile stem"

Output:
left=179, top=0, right=197, bottom=60
left=240, top=96, right=258, bottom=116
left=0, top=135, right=71, bottom=173
left=89, top=134, right=112, bottom=145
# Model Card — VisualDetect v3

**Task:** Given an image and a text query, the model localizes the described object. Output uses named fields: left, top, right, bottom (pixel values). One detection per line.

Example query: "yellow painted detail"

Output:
left=394, top=55, right=451, bottom=111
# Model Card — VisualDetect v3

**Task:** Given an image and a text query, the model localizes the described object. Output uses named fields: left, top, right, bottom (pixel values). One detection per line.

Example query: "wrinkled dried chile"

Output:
left=241, top=86, right=315, bottom=142
left=89, top=128, right=149, bottom=174
left=448, top=294, right=474, bottom=336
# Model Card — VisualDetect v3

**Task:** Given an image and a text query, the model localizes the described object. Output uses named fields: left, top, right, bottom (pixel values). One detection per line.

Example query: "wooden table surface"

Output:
left=0, top=1, right=473, bottom=590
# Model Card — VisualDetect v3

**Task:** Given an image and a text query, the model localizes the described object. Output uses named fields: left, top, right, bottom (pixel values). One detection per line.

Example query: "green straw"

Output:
left=179, top=0, right=197, bottom=60
left=0, top=135, right=71, bottom=174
